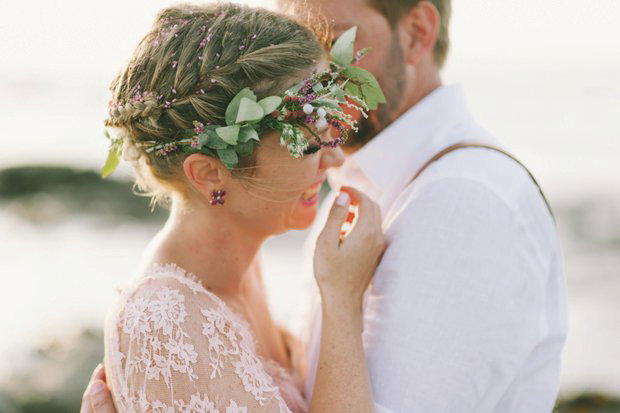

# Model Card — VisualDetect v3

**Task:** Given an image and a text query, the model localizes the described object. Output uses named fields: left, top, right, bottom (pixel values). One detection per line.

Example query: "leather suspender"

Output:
left=408, top=142, right=555, bottom=219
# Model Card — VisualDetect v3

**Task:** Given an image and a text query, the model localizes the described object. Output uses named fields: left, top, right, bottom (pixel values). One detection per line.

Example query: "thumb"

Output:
left=89, top=380, right=116, bottom=413
left=319, top=192, right=351, bottom=244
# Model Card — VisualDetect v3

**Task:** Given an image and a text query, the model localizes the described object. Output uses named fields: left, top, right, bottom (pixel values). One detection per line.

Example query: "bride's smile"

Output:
left=299, top=178, right=324, bottom=206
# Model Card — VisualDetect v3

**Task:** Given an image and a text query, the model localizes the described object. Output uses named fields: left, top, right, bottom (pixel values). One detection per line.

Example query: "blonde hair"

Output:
left=104, top=2, right=324, bottom=208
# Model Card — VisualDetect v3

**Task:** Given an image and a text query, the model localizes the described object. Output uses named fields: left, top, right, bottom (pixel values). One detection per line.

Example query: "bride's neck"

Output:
left=146, top=198, right=264, bottom=298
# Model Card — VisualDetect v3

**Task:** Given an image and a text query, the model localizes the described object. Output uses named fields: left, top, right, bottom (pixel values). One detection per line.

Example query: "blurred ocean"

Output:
left=0, top=0, right=619, bottom=409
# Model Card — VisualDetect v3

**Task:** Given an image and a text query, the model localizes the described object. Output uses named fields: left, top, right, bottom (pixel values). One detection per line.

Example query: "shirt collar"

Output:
left=328, top=84, right=476, bottom=209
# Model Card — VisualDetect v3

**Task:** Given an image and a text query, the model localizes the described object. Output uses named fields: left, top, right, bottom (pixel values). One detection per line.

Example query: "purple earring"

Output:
left=211, top=190, right=226, bottom=206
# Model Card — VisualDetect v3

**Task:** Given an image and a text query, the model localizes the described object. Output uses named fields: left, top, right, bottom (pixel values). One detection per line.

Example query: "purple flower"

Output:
left=193, top=122, right=204, bottom=134
left=300, top=93, right=317, bottom=104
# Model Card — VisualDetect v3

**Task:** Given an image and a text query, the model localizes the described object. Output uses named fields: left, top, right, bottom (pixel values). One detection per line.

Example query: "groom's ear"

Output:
left=398, top=1, right=441, bottom=66
left=182, top=154, right=226, bottom=198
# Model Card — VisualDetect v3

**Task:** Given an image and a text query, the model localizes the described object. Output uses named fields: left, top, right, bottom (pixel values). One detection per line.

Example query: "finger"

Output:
left=319, top=191, right=351, bottom=245
left=339, top=186, right=364, bottom=205
left=89, top=380, right=116, bottom=413
left=81, top=393, right=93, bottom=413
left=91, top=363, right=106, bottom=382
left=340, top=186, right=376, bottom=219
left=344, top=199, right=383, bottom=247
left=372, top=199, right=383, bottom=229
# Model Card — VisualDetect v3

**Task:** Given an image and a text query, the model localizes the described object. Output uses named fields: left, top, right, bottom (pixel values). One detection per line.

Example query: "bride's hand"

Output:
left=314, top=187, right=385, bottom=312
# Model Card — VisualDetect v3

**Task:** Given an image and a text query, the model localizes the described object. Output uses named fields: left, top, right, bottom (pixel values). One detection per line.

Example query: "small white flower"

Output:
left=303, top=103, right=314, bottom=114
left=316, top=117, right=328, bottom=130
left=317, top=107, right=327, bottom=118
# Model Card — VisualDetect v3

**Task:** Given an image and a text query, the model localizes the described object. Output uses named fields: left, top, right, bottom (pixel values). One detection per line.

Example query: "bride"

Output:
left=83, top=2, right=385, bottom=412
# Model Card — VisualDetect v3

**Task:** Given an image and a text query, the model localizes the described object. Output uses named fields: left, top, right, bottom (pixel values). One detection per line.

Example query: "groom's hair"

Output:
left=368, top=0, right=452, bottom=68
left=278, top=0, right=451, bottom=68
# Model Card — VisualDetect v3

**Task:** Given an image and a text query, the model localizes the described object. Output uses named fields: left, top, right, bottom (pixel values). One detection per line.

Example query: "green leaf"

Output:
left=312, top=83, right=324, bottom=93
left=328, top=84, right=347, bottom=103
left=343, top=66, right=386, bottom=109
left=314, top=99, right=341, bottom=110
left=225, top=88, right=256, bottom=125
left=216, top=125, right=240, bottom=145
left=200, top=147, right=216, bottom=157
left=217, top=148, right=239, bottom=168
left=181, top=145, right=200, bottom=154
left=235, top=97, right=265, bottom=124
left=257, top=96, right=282, bottom=114
left=202, top=130, right=228, bottom=149
left=196, top=133, right=208, bottom=147
left=239, top=127, right=260, bottom=143
left=235, top=141, right=254, bottom=157
left=344, top=81, right=362, bottom=100
left=330, top=26, right=357, bottom=66
left=101, top=147, right=120, bottom=178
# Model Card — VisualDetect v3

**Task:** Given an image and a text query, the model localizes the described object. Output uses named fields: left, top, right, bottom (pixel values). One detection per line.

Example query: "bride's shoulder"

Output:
left=117, top=262, right=200, bottom=295
left=106, top=263, right=225, bottom=326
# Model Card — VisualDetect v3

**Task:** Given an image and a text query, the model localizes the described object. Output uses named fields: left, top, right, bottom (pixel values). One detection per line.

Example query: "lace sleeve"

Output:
left=105, top=273, right=291, bottom=413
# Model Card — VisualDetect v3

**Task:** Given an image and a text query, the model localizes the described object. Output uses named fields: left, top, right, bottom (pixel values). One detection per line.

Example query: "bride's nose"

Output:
left=319, top=146, right=345, bottom=170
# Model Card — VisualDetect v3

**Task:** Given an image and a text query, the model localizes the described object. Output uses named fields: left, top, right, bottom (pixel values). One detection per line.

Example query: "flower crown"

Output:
left=101, top=27, right=385, bottom=177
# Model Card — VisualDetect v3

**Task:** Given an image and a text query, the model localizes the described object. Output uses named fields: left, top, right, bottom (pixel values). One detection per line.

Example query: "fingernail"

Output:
left=336, top=192, right=349, bottom=207
left=90, top=381, right=105, bottom=394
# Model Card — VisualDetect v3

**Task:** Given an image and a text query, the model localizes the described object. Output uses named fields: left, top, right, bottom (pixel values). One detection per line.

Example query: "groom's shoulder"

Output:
left=425, top=145, right=536, bottom=202
left=395, top=142, right=554, bottom=235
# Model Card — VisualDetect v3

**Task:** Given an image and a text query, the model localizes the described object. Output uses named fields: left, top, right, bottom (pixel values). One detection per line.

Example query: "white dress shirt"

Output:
left=302, top=85, right=567, bottom=412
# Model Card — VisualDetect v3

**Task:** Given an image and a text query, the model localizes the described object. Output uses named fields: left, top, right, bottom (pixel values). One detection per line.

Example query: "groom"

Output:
left=289, top=1, right=566, bottom=412
left=83, top=1, right=567, bottom=412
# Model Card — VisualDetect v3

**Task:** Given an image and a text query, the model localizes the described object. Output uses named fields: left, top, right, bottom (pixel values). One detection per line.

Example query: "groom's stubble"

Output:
left=344, top=30, right=406, bottom=150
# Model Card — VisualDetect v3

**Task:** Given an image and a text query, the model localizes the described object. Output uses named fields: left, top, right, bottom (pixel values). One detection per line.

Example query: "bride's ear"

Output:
left=182, top=154, right=227, bottom=198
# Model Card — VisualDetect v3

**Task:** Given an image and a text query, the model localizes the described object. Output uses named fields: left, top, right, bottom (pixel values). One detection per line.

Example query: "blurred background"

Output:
left=1, top=0, right=618, bottom=411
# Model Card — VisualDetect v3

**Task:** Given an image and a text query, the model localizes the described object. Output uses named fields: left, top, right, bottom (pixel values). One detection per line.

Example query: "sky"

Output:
left=0, top=0, right=618, bottom=191
left=1, top=0, right=619, bottom=76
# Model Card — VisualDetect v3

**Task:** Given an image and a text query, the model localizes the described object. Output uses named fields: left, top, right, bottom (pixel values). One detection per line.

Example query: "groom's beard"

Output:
left=344, top=31, right=406, bottom=151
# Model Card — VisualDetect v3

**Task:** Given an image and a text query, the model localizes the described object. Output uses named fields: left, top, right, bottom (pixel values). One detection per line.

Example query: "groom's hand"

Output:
left=80, top=363, right=116, bottom=413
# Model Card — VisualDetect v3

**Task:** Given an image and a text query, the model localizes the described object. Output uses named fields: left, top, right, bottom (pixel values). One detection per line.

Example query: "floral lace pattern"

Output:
left=105, top=263, right=307, bottom=412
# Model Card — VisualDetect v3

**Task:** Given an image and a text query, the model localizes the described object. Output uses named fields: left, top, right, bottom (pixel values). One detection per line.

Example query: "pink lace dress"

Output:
left=104, top=263, right=308, bottom=412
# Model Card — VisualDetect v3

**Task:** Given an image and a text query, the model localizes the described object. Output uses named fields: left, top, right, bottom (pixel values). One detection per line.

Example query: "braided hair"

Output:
left=105, top=2, right=325, bottom=207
